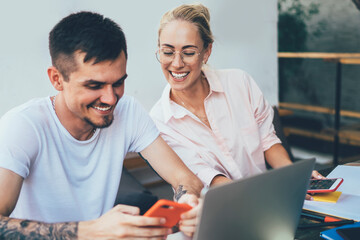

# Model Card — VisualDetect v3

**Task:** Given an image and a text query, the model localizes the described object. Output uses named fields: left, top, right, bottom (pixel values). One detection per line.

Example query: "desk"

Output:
left=295, top=166, right=333, bottom=239
left=166, top=217, right=334, bottom=240
left=295, top=218, right=336, bottom=240
left=296, top=163, right=360, bottom=240
left=168, top=165, right=359, bottom=240
left=166, top=217, right=333, bottom=240
left=167, top=232, right=190, bottom=240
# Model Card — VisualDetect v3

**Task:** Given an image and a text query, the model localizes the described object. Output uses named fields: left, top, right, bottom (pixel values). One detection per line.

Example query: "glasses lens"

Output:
left=181, top=49, right=199, bottom=64
left=157, top=48, right=174, bottom=64
left=156, top=51, right=162, bottom=63
left=156, top=48, right=201, bottom=65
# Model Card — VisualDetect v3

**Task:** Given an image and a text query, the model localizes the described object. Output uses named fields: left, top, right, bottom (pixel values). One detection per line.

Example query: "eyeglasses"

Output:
left=155, top=48, right=202, bottom=65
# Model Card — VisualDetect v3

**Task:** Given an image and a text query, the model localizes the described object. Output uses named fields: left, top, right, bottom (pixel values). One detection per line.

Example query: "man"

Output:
left=0, top=11, right=203, bottom=239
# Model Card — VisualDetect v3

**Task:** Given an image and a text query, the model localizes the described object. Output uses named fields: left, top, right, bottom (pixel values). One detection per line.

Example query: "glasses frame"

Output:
left=155, top=48, right=202, bottom=65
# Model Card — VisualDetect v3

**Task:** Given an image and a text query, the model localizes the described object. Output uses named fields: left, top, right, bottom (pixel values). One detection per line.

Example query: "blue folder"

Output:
left=320, top=222, right=360, bottom=240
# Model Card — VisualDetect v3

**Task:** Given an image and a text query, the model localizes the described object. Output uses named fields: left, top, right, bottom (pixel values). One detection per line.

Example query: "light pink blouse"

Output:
left=150, top=68, right=281, bottom=187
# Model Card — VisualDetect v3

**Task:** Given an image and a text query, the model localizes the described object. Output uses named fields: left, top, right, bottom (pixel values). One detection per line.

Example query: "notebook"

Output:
left=193, top=158, right=315, bottom=240
left=303, top=165, right=360, bottom=221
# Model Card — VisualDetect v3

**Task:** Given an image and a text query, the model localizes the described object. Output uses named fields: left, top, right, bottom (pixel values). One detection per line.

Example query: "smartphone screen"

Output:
left=336, top=227, right=360, bottom=240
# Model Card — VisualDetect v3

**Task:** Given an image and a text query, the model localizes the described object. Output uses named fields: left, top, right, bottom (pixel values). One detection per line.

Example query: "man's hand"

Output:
left=177, top=194, right=202, bottom=238
left=79, top=204, right=172, bottom=239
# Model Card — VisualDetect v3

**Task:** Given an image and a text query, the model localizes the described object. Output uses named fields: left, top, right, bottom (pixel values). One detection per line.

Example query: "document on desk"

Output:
left=303, top=165, right=360, bottom=221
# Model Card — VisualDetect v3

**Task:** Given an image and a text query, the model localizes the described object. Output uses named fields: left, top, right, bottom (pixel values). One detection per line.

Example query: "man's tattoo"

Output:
left=0, top=215, right=78, bottom=240
left=174, top=185, right=187, bottom=202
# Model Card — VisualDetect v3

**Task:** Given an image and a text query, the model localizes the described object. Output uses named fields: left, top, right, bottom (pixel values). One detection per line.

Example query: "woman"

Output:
left=150, top=3, right=323, bottom=194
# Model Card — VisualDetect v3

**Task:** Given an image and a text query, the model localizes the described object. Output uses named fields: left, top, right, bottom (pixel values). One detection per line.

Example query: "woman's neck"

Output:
left=171, top=74, right=210, bottom=111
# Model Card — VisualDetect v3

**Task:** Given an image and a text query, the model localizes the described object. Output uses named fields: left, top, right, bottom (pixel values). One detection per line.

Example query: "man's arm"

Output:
left=0, top=168, right=169, bottom=239
left=0, top=215, right=77, bottom=239
left=0, top=168, right=78, bottom=239
left=140, top=136, right=204, bottom=198
left=0, top=168, right=22, bottom=217
left=140, top=136, right=204, bottom=237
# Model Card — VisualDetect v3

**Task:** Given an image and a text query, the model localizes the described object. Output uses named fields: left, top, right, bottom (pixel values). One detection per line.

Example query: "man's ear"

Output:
left=47, top=66, right=64, bottom=91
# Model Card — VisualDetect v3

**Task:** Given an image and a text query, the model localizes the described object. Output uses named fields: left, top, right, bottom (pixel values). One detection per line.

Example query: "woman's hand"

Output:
left=305, top=170, right=326, bottom=200
left=177, top=194, right=202, bottom=237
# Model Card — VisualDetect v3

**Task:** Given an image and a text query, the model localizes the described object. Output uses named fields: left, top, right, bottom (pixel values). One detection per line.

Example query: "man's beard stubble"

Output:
left=84, top=114, right=114, bottom=129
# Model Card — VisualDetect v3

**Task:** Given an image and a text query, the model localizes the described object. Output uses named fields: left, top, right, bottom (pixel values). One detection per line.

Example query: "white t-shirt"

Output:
left=0, top=95, right=159, bottom=223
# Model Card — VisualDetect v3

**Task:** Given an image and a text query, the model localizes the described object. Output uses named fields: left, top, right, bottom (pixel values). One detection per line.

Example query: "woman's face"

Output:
left=158, top=20, right=211, bottom=92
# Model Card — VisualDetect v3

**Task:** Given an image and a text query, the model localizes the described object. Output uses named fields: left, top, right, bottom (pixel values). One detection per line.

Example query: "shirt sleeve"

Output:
left=127, top=98, right=160, bottom=153
left=244, top=72, right=281, bottom=151
left=0, top=111, right=39, bottom=178
left=152, top=118, right=228, bottom=188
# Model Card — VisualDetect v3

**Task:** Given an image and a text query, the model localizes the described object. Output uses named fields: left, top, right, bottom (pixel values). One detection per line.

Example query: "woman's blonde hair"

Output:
left=158, top=3, right=214, bottom=49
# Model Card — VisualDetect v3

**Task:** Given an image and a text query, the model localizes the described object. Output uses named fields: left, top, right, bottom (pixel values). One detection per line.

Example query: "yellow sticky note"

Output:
left=313, top=191, right=342, bottom=203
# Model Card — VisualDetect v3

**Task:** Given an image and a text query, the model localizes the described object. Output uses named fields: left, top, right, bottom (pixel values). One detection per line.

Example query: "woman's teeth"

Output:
left=171, top=72, right=189, bottom=79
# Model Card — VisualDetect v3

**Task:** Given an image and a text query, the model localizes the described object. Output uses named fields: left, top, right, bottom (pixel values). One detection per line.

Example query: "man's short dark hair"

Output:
left=49, top=11, right=127, bottom=80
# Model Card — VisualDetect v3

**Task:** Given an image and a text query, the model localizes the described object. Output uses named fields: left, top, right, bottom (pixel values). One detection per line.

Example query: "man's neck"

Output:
left=51, top=95, right=96, bottom=141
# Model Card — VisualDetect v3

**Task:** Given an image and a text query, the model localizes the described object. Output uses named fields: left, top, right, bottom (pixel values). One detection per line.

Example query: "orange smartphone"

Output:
left=143, top=199, right=192, bottom=228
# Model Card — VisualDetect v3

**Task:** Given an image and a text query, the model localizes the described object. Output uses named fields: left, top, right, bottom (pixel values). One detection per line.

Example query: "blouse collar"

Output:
left=161, top=67, right=224, bottom=123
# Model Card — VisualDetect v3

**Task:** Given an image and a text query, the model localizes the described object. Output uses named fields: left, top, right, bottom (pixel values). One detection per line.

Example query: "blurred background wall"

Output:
left=0, top=0, right=278, bottom=116
left=278, top=0, right=360, bottom=162
left=279, top=0, right=360, bottom=127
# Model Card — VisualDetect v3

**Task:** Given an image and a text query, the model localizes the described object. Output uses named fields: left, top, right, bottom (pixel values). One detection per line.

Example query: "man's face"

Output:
left=61, top=51, right=127, bottom=129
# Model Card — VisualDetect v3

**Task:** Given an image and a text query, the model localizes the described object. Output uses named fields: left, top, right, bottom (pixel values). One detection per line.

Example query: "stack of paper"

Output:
left=303, top=165, right=360, bottom=221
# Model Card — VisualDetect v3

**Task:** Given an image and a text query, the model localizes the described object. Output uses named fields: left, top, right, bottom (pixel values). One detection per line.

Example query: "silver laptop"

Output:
left=193, top=158, right=315, bottom=240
